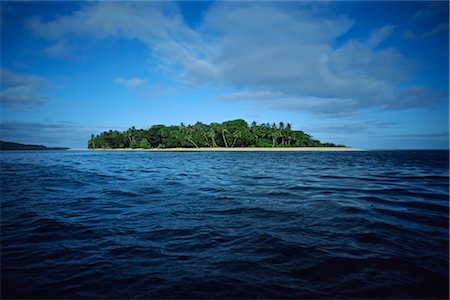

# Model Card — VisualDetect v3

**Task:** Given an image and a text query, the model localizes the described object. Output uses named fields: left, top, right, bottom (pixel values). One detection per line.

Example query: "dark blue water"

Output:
left=1, top=150, right=448, bottom=299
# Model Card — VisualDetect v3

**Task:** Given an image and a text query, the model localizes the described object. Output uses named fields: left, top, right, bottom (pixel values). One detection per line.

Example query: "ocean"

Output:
left=1, top=150, right=448, bottom=299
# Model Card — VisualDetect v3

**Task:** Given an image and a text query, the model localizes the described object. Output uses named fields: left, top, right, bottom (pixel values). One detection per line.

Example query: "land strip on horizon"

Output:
left=70, top=147, right=366, bottom=152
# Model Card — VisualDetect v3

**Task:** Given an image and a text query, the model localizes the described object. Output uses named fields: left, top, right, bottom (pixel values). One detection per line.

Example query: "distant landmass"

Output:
left=0, top=141, right=69, bottom=151
left=88, top=119, right=346, bottom=149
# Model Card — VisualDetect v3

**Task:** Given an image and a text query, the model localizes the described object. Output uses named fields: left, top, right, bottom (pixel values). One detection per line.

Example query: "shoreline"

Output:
left=70, top=147, right=366, bottom=152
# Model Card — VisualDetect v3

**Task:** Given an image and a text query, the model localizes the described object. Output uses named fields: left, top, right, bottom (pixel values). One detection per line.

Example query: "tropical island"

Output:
left=88, top=119, right=347, bottom=149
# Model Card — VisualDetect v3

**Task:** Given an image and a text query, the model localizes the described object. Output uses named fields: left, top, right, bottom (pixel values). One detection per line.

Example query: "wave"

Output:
left=1, top=150, right=448, bottom=299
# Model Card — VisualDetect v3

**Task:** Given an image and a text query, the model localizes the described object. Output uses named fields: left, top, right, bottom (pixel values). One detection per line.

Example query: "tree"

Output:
left=270, top=123, right=279, bottom=147
left=285, top=123, right=293, bottom=146
left=220, top=125, right=229, bottom=148
left=162, top=126, right=181, bottom=148
left=130, top=140, right=139, bottom=149
left=208, top=123, right=219, bottom=147
left=278, top=122, right=286, bottom=145
left=88, top=134, right=96, bottom=149
left=179, top=124, right=199, bottom=148
left=231, top=130, right=242, bottom=147
left=87, top=119, right=344, bottom=149
left=250, top=121, right=259, bottom=146
left=221, top=119, right=248, bottom=147
left=139, top=138, right=150, bottom=149
left=126, top=126, right=138, bottom=148
left=193, top=122, right=209, bottom=147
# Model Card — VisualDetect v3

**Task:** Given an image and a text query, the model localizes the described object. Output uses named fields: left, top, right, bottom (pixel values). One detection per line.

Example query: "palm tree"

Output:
left=194, top=122, right=210, bottom=147
left=126, top=126, right=137, bottom=148
left=187, top=127, right=199, bottom=148
left=179, top=124, right=199, bottom=148
left=285, top=123, right=293, bottom=146
left=89, top=134, right=96, bottom=148
left=279, top=122, right=286, bottom=145
left=231, top=130, right=242, bottom=147
left=208, top=127, right=217, bottom=147
left=250, top=121, right=259, bottom=146
left=209, top=123, right=221, bottom=147
left=220, top=125, right=229, bottom=148
left=270, top=123, right=279, bottom=147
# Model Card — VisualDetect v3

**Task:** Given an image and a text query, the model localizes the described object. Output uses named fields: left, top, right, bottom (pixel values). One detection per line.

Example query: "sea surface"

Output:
left=1, top=150, right=449, bottom=299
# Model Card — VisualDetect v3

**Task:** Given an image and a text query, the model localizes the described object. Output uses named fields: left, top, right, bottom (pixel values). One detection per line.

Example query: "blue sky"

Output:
left=1, top=1, right=448, bottom=149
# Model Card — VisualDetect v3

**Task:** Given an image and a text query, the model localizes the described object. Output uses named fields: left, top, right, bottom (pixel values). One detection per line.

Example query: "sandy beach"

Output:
left=74, top=147, right=366, bottom=152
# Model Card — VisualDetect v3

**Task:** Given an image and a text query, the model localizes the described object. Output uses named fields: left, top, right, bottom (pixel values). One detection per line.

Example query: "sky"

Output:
left=0, top=1, right=449, bottom=149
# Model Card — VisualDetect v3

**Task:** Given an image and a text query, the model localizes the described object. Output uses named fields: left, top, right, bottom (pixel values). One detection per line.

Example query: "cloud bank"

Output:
left=0, top=68, right=49, bottom=109
left=0, top=121, right=90, bottom=148
left=26, top=2, right=446, bottom=116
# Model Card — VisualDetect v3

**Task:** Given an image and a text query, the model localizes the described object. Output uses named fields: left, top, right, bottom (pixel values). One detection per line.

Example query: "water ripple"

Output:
left=1, top=150, right=448, bottom=299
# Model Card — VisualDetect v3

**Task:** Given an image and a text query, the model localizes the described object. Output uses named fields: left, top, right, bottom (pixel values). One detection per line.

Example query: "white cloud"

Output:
left=1, top=68, right=46, bottom=86
left=0, top=68, right=49, bottom=108
left=303, top=120, right=397, bottom=135
left=387, top=87, right=448, bottom=110
left=115, top=77, right=146, bottom=89
left=215, top=90, right=283, bottom=101
left=114, top=77, right=176, bottom=99
left=44, top=40, right=71, bottom=58
left=403, top=22, right=449, bottom=40
left=412, top=3, right=445, bottom=21
left=367, top=25, right=395, bottom=47
left=272, top=97, right=361, bottom=118
left=404, top=2, right=448, bottom=40
left=26, top=2, right=199, bottom=60
left=26, top=2, right=442, bottom=115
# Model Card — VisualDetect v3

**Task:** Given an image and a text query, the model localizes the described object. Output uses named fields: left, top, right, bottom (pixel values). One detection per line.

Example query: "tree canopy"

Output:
left=88, top=119, right=345, bottom=149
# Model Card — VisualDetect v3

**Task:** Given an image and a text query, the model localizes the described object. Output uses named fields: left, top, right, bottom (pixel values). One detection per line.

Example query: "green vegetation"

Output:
left=88, top=119, right=346, bottom=149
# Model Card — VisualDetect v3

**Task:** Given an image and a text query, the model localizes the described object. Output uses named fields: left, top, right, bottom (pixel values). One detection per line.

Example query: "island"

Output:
left=88, top=119, right=348, bottom=150
left=0, top=141, right=69, bottom=151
